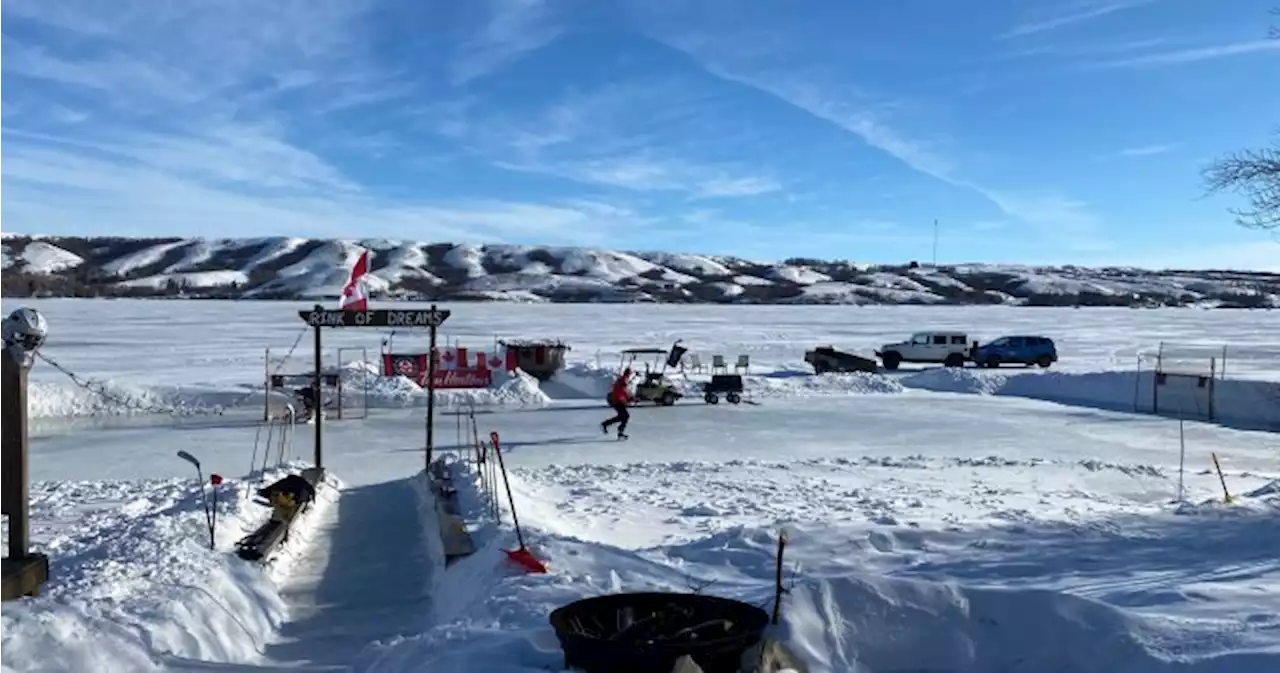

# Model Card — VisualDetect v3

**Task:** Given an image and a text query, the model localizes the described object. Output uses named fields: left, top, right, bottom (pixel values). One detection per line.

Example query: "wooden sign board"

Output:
left=298, top=308, right=451, bottom=329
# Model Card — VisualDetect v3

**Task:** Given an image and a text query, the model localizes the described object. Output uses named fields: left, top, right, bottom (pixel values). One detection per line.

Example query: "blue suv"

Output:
left=972, top=335, right=1058, bottom=369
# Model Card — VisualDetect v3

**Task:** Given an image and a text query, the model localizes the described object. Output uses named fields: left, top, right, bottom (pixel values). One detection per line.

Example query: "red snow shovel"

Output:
left=490, top=431, right=548, bottom=574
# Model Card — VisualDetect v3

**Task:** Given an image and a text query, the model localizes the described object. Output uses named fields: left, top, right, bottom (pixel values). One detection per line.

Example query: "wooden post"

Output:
left=1152, top=342, right=1163, bottom=415
left=263, top=348, right=270, bottom=422
left=1133, top=354, right=1142, bottom=412
left=425, top=311, right=439, bottom=470
left=312, top=304, right=323, bottom=469
left=1208, top=357, right=1217, bottom=422
left=2, top=346, right=50, bottom=600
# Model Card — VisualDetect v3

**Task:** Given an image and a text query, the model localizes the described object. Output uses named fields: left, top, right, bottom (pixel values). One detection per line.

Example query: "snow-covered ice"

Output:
left=2, top=299, right=1277, bottom=673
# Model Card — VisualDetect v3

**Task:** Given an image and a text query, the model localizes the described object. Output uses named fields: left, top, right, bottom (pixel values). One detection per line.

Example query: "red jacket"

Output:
left=609, top=375, right=631, bottom=404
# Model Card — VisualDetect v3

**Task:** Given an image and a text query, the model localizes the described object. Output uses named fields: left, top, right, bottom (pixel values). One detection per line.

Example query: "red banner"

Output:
left=426, top=368, right=493, bottom=389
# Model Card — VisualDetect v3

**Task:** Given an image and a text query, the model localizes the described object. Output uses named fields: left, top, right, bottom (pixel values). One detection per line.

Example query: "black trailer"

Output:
left=803, top=346, right=879, bottom=374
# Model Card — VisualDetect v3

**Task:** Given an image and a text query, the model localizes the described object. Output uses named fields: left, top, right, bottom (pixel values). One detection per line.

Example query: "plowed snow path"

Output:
left=264, top=479, right=433, bottom=669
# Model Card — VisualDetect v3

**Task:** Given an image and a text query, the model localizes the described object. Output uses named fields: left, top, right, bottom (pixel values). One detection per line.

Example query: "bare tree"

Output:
left=1201, top=9, right=1280, bottom=230
left=1203, top=132, right=1280, bottom=231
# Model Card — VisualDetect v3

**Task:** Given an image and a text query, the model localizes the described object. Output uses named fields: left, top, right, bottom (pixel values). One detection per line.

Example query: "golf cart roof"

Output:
left=621, top=348, right=668, bottom=354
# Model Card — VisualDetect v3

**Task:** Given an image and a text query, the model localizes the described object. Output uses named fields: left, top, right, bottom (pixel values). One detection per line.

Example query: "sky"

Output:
left=2, top=0, right=1278, bottom=270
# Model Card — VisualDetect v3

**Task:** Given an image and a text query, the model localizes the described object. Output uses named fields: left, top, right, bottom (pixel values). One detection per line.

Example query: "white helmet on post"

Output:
left=2, top=307, right=49, bottom=353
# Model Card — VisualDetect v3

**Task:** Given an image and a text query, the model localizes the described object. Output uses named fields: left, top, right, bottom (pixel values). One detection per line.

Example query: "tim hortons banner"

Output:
left=385, top=346, right=519, bottom=389
left=425, top=346, right=518, bottom=389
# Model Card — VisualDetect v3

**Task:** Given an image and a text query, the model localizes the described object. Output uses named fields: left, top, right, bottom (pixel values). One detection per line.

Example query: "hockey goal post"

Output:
left=1144, top=342, right=1226, bottom=422
left=262, top=346, right=370, bottom=421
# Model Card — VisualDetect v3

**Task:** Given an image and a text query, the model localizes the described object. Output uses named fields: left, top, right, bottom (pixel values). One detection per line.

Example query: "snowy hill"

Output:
left=2, top=234, right=1277, bottom=307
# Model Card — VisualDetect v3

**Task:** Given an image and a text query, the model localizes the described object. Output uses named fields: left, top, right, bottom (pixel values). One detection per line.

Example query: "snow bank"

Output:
left=0, top=465, right=338, bottom=673
left=26, top=380, right=237, bottom=418
left=899, top=368, right=1280, bottom=430
left=780, top=574, right=1275, bottom=673
left=27, top=360, right=550, bottom=419
left=357, top=498, right=1278, bottom=673
left=549, top=362, right=621, bottom=398
left=547, top=362, right=904, bottom=402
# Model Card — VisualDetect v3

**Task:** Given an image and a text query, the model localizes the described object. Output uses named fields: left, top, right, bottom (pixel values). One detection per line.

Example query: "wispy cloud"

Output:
left=1002, top=37, right=1170, bottom=60
left=432, top=79, right=782, bottom=199
left=1118, top=143, right=1181, bottom=158
left=1, top=137, right=636, bottom=244
left=449, top=0, right=563, bottom=85
left=640, top=31, right=1108, bottom=250
left=0, top=0, right=638, bottom=245
left=1094, top=39, right=1280, bottom=68
left=1000, top=0, right=1154, bottom=39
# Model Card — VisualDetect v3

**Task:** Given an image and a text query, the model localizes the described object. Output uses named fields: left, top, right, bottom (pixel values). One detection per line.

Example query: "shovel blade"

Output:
left=504, top=547, right=547, bottom=574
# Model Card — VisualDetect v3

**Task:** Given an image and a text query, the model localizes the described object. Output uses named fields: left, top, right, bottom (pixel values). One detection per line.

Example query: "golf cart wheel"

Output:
left=660, top=391, right=678, bottom=406
left=704, top=392, right=719, bottom=404
left=726, top=392, right=741, bottom=404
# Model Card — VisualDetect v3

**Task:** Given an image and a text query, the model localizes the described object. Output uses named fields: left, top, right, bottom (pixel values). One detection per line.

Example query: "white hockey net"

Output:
left=263, top=347, right=369, bottom=421
left=1145, top=342, right=1223, bottom=421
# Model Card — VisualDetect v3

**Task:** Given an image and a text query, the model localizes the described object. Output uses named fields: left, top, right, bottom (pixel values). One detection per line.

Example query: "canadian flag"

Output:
left=339, top=249, right=370, bottom=312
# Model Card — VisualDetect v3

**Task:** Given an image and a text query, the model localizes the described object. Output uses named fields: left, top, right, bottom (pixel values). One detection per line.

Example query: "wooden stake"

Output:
left=2, top=345, right=50, bottom=600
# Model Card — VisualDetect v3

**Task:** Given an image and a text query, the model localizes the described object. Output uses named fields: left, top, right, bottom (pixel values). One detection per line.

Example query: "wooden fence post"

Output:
left=2, top=345, right=50, bottom=600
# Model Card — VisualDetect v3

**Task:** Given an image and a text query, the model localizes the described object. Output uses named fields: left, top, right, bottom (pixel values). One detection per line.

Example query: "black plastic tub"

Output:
left=548, top=591, right=769, bottom=673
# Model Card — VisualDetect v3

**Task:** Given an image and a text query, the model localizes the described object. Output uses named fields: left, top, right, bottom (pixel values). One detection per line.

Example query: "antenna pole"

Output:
left=932, top=219, right=939, bottom=266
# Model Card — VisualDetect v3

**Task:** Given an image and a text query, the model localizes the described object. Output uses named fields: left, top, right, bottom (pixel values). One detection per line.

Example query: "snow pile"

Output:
left=548, top=361, right=623, bottom=398
left=338, top=358, right=551, bottom=409
left=1175, top=478, right=1280, bottom=517
left=746, top=370, right=905, bottom=397
left=26, top=380, right=236, bottom=418
left=0, top=464, right=338, bottom=673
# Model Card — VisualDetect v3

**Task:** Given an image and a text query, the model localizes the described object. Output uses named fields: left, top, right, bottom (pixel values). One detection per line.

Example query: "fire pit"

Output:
left=548, top=591, right=770, bottom=673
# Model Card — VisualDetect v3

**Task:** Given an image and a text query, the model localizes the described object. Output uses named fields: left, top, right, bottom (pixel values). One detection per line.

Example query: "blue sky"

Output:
left=2, top=0, right=1278, bottom=270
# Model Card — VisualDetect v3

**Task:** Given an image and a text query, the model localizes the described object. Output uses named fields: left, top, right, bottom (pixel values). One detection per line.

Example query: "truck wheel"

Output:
left=944, top=353, right=965, bottom=368
left=881, top=352, right=901, bottom=370
left=1036, top=356, right=1053, bottom=368
left=726, top=392, right=741, bottom=404
left=660, top=391, right=678, bottom=406
left=704, top=392, right=719, bottom=404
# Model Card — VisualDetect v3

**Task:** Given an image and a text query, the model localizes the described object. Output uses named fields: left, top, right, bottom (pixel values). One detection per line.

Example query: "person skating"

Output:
left=601, top=368, right=633, bottom=439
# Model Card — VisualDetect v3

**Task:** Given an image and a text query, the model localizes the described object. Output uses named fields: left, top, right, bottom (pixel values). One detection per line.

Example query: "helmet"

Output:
left=2, top=307, right=48, bottom=352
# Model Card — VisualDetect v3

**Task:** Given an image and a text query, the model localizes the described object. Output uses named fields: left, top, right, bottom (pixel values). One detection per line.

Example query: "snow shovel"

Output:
left=490, top=431, right=547, bottom=574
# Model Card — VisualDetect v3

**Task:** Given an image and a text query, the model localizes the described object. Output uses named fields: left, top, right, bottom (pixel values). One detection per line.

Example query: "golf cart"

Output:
left=619, top=341, right=687, bottom=407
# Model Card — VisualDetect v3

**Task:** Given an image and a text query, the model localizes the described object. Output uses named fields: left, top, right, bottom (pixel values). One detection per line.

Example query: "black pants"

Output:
left=602, top=399, right=630, bottom=433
